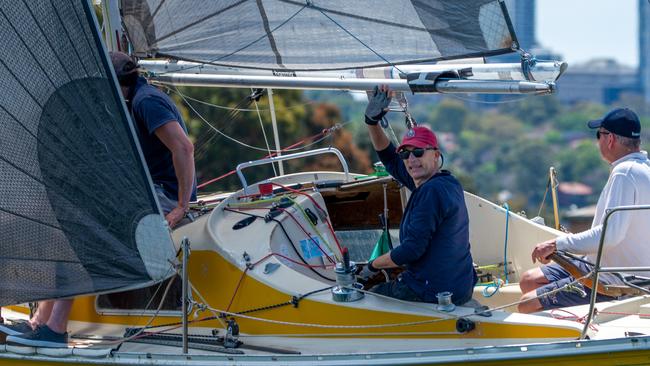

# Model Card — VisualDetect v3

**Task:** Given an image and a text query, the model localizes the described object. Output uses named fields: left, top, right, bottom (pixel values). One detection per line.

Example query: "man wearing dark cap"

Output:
left=109, top=51, right=196, bottom=228
left=1, top=52, right=197, bottom=348
left=360, top=85, right=477, bottom=305
left=518, top=108, right=650, bottom=313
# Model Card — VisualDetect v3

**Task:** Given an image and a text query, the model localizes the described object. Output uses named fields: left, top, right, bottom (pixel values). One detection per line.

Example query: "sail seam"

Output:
left=256, top=0, right=284, bottom=68
left=155, top=0, right=248, bottom=44
left=278, top=0, right=434, bottom=33
left=57, top=0, right=102, bottom=73
left=151, top=0, right=168, bottom=19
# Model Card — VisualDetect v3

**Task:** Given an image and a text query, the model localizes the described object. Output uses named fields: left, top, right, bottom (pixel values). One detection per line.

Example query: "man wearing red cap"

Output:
left=518, top=108, right=650, bottom=313
left=360, top=85, right=477, bottom=305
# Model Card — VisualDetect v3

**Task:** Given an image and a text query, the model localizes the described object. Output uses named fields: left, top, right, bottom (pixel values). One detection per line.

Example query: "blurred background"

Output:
left=127, top=0, right=649, bottom=231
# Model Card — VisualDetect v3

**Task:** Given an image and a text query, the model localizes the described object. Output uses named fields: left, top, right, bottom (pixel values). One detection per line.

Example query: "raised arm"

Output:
left=364, top=85, right=391, bottom=151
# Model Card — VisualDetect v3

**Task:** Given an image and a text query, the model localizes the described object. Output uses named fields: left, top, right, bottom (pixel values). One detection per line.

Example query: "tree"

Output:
left=551, top=103, right=606, bottom=132
left=171, top=87, right=370, bottom=193
left=499, top=94, right=561, bottom=126
left=428, top=98, right=468, bottom=134
left=554, top=140, right=608, bottom=196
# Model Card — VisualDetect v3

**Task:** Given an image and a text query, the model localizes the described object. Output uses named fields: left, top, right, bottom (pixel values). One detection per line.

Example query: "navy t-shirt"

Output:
left=377, top=143, right=477, bottom=304
left=129, top=77, right=197, bottom=201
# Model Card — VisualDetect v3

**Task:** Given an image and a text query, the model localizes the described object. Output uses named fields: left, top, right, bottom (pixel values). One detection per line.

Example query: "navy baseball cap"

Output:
left=587, top=108, right=641, bottom=139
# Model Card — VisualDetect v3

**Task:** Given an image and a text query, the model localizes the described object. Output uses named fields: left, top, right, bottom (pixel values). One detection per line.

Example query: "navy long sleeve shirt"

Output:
left=377, top=144, right=477, bottom=304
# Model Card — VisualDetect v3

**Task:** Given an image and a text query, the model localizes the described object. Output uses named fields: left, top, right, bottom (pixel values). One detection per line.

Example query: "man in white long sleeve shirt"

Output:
left=518, top=108, right=650, bottom=313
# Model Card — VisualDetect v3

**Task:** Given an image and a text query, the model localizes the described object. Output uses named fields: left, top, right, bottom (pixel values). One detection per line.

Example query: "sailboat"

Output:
left=1, top=0, right=650, bottom=365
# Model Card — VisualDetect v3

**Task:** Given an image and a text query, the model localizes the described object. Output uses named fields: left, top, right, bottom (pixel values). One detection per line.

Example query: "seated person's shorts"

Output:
left=536, top=259, right=624, bottom=309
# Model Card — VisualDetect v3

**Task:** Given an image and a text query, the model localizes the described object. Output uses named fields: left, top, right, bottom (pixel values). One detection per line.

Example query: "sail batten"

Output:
left=0, top=0, right=175, bottom=306
left=122, top=0, right=516, bottom=71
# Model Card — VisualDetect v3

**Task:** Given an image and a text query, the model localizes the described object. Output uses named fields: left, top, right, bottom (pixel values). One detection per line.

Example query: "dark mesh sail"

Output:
left=0, top=0, right=176, bottom=306
left=122, top=0, right=516, bottom=71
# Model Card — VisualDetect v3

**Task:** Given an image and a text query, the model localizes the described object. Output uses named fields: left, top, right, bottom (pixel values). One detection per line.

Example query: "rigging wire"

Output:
left=177, top=87, right=346, bottom=154
left=196, top=125, right=341, bottom=190
left=224, top=207, right=336, bottom=282
left=111, top=268, right=598, bottom=343
left=271, top=182, right=344, bottom=255
left=314, top=7, right=405, bottom=75
left=183, top=88, right=254, bottom=161
left=251, top=88, right=278, bottom=176
left=164, top=85, right=315, bottom=112
left=226, top=204, right=336, bottom=264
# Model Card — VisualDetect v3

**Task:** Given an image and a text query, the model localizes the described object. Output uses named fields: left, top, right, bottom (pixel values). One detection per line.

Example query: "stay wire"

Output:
left=251, top=88, right=278, bottom=176
left=178, top=88, right=345, bottom=154
left=537, top=176, right=552, bottom=218
left=187, top=89, right=254, bottom=159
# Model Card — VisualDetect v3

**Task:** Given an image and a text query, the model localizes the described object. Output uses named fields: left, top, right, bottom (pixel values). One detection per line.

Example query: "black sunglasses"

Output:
left=398, top=147, right=437, bottom=160
left=596, top=130, right=611, bottom=139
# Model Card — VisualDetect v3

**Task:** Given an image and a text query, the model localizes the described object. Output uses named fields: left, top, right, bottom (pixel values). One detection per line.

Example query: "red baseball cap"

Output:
left=397, top=126, right=439, bottom=151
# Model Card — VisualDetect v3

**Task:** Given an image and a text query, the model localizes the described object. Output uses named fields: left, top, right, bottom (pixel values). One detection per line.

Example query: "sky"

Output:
left=537, top=0, right=639, bottom=67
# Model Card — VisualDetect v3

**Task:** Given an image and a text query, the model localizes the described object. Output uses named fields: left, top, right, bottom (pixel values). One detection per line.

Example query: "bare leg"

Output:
left=519, top=267, right=550, bottom=294
left=30, top=301, right=54, bottom=329
left=45, top=300, right=73, bottom=334
left=518, top=290, right=544, bottom=313
left=517, top=267, right=551, bottom=313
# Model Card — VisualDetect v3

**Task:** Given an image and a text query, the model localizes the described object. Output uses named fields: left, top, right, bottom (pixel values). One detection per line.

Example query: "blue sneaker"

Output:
left=6, top=325, right=68, bottom=348
left=0, top=321, right=33, bottom=336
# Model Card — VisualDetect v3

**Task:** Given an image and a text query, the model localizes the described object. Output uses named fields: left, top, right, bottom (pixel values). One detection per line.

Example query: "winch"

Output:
left=331, top=248, right=364, bottom=302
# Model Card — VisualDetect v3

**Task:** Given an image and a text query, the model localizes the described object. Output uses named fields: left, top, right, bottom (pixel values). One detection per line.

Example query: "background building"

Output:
left=555, top=59, right=639, bottom=105
left=504, top=0, right=537, bottom=51
left=640, top=0, right=650, bottom=104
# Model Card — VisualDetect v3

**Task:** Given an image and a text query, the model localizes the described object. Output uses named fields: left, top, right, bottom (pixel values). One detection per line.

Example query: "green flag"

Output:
left=369, top=230, right=391, bottom=261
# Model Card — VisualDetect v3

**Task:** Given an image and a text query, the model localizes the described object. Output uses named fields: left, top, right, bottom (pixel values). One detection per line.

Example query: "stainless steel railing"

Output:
left=580, top=204, right=650, bottom=339
left=235, top=147, right=350, bottom=194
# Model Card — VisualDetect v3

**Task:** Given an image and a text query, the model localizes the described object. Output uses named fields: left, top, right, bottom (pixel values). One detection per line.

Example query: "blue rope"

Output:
left=503, top=203, right=510, bottom=284
left=480, top=279, right=504, bottom=297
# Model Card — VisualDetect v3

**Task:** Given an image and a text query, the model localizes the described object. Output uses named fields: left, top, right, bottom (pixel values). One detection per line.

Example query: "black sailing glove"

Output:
left=357, top=260, right=379, bottom=280
left=364, top=85, right=391, bottom=125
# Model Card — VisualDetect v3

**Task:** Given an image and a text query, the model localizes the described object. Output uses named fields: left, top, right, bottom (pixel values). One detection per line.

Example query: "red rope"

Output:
left=225, top=250, right=335, bottom=312
left=271, top=182, right=344, bottom=254
left=197, top=129, right=330, bottom=190
left=277, top=207, right=336, bottom=264
left=550, top=308, right=598, bottom=331
left=225, top=205, right=335, bottom=263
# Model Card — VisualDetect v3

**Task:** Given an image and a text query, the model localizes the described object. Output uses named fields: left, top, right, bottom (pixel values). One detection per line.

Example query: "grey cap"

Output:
left=109, top=51, right=139, bottom=78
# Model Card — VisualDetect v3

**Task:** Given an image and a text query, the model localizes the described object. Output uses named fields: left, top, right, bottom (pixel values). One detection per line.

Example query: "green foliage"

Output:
left=175, top=83, right=646, bottom=219
left=551, top=103, right=606, bottom=132
left=428, top=98, right=468, bottom=134
left=499, top=94, right=561, bottom=126
left=171, top=87, right=371, bottom=193
left=554, top=140, right=608, bottom=193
